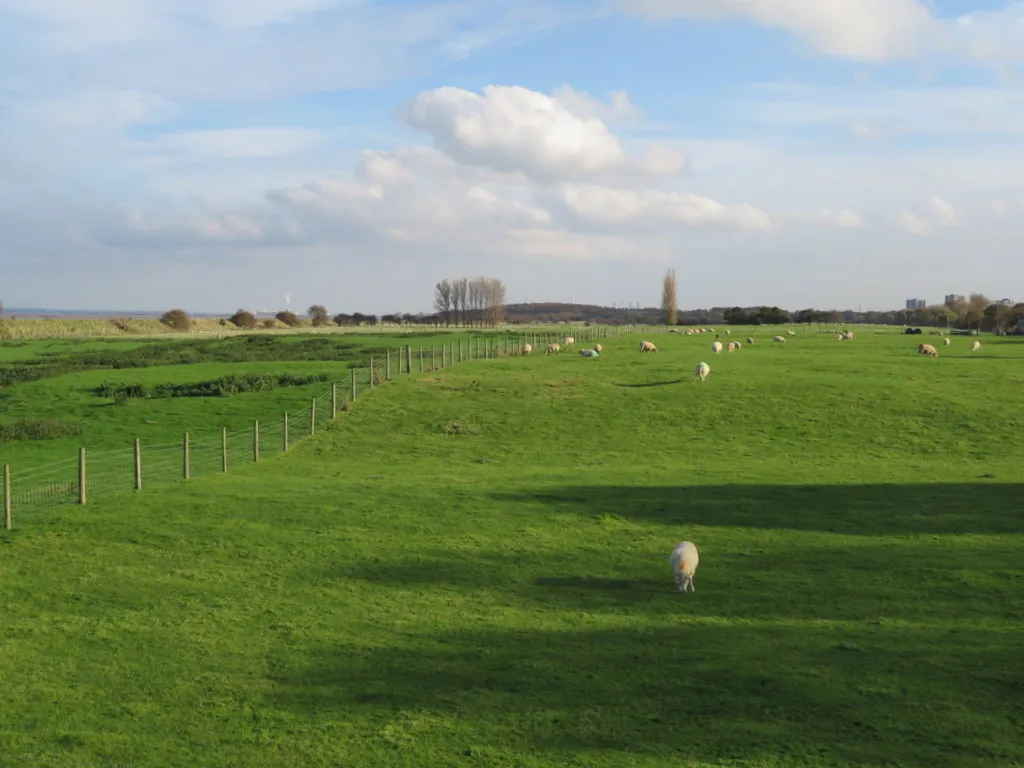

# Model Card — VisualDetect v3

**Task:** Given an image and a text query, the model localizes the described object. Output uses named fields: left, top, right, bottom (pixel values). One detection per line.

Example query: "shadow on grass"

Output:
left=267, top=623, right=1023, bottom=765
left=491, top=482, right=1024, bottom=536
left=613, top=379, right=686, bottom=388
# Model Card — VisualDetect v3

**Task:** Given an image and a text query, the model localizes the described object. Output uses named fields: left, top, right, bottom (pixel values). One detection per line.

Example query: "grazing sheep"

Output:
left=594, top=344, right=603, bottom=353
left=724, top=329, right=731, bottom=336
left=844, top=331, right=854, bottom=340
left=546, top=343, right=561, bottom=355
left=579, top=348, right=599, bottom=357
left=640, top=340, right=658, bottom=353
left=971, top=340, right=981, bottom=352
left=773, top=335, right=786, bottom=343
left=669, top=541, right=700, bottom=593
left=836, top=333, right=844, bottom=340
left=727, top=341, right=736, bottom=352
left=734, top=341, right=742, bottom=350
left=943, top=338, right=951, bottom=347
left=787, top=330, right=797, bottom=336
left=746, top=337, right=754, bottom=344
left=712, top=341, right=723, bottom=354
left=918, top=343, right=939, bottom=358
left=694, top=361, right=710, bottom=382
left=521, top=344, right=533, bottom=355
left=564, top=336, right=575, bottom=346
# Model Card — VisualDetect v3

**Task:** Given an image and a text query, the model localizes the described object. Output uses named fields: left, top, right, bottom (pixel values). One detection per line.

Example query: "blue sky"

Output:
left=1, top=0, right=1022, bottom=314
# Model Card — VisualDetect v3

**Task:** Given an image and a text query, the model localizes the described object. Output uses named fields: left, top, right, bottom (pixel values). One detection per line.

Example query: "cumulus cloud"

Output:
left=928, top=196, right=958, bottom=226
left=551, top=84, right=645, bottom=123
left=618, top=0, right=934, bottom=61
left=555, top=185, right=771, bottom=231
left=618, top=0, right=1024, bottom=63
left=900, top=211, right=933, bottom=237
left=395, top=84, right=684, bottom=183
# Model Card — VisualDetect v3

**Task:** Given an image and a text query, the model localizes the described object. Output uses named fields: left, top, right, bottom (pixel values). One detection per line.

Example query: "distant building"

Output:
left=905, top=298, right=927, bottom=310
left=945, top=294, right=964, bottom=306
left=998, top=298, right=1013, bottom=307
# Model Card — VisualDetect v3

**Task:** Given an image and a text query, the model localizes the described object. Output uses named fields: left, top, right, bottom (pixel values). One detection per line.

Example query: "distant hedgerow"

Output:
left=94, top=372, right=331, bottom=400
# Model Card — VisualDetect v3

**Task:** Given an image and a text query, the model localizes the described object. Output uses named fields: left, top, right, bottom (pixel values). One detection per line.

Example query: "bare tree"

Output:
left=453, top=278, right=469, bottom=327
left=434, top=277, right=506, bottom=327
left=433, top=280, right=453, bottom=326
left=661, top=269, right=678, bottom=326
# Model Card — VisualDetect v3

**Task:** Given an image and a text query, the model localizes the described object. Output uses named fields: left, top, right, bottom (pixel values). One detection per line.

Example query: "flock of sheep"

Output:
left=523, top=327, right=985, bottom=592
left=919, top=339, right=981, bottom=357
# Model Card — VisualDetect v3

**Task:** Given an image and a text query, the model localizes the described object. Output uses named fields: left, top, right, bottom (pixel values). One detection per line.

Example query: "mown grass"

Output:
left=1, top=329, right=1022, bottom=767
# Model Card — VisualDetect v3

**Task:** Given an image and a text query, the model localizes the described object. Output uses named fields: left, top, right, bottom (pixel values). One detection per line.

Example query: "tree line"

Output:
left=433, top=277, right=507, bottom=327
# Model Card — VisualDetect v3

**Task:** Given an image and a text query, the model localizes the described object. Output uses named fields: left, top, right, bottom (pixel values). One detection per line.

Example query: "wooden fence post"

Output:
left=351, top=368, right=357, bottom=402
left=221, top=428, right=228, bottom=473
left=331, top=383, right=337, bottom=419
left=431, top=346, right=436, bottom=371
left=458, top=340, right=463, bottom=363
left=183, top=432, right=190, bottom=481
left=442, top=344, right=446, bottom=368
left=283, top=413, right=289, bottom=451
left=78, top=448, right=86, bottom=505
left=370, top=357, right=375, bottom=388
left=310, top=399, right=316, bottom=436
left=134, top=439, right=142, bottom=490
left=3, top=464, right=11, bottom=531
left=253, top=421, right=260, bottom=463
left=419, top=347, right=424, bottom=373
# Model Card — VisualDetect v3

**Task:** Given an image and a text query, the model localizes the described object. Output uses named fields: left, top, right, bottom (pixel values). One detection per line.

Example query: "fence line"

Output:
left=1, top=325, right=652, bottom=532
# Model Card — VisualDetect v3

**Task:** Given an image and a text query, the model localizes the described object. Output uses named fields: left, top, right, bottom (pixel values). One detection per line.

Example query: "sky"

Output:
left=1, top=0, right=1023, bottom=314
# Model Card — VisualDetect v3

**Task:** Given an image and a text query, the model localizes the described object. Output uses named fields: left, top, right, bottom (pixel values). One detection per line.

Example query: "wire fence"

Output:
left=1, top=325, right=649, bottom=532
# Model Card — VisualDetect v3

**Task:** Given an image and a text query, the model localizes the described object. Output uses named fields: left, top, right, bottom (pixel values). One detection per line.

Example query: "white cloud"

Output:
left=147, top=128, right=324, bottom=159
left=551, top=84, right=645, bottom=123
left=900, top=211, right=933, bottom=236
left=617, top=0, right=1024, bottom=63
left=928, top=196, right=958, bottom=226
left=992, top=200, right=1007, bottom=216
left=618, top=0, right=934, bottom=61
left=395, top=84, right=684, bottom=183
left=556, top=185, right=771, bottom=231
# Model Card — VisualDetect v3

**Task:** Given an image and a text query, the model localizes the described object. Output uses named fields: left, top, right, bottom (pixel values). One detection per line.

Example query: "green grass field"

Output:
left=1, top=328, right=1022, bottom=767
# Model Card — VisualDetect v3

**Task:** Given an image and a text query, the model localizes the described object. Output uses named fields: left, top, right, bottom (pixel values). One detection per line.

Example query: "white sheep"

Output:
left=546, top=343, right=561, bottom=355
left=734, top=341, right=742, bottom=350
left=844, top=331, right=854, bottom=340
left=971, top=340, right=981, bottom=352
left=694, top=362, right=710, bottom=382
left=669, top=540, right=699, bottom=593
left=773, top=335, right=786, bottom=343
left=727, top=341, right=736, bottom=352
left=724, top=329, right=731, bottom=335
left=918, top=343, right=939, bottom=358
left=787, top=330, right=797, bottom=336
left=594, top=343, right=603, bottom=353
left=711, top=341, right=723, bottom=354
left=564, top=336, right=575, bottom=346
left=640, top=340, right=658, bottom=353
left=943, top=338, right=951, bottom=347
left=746, top=337, right=754, bottom=344
left=521, top=344, right=533, bottom=355
left=836, top=333, right=844, bottom=340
